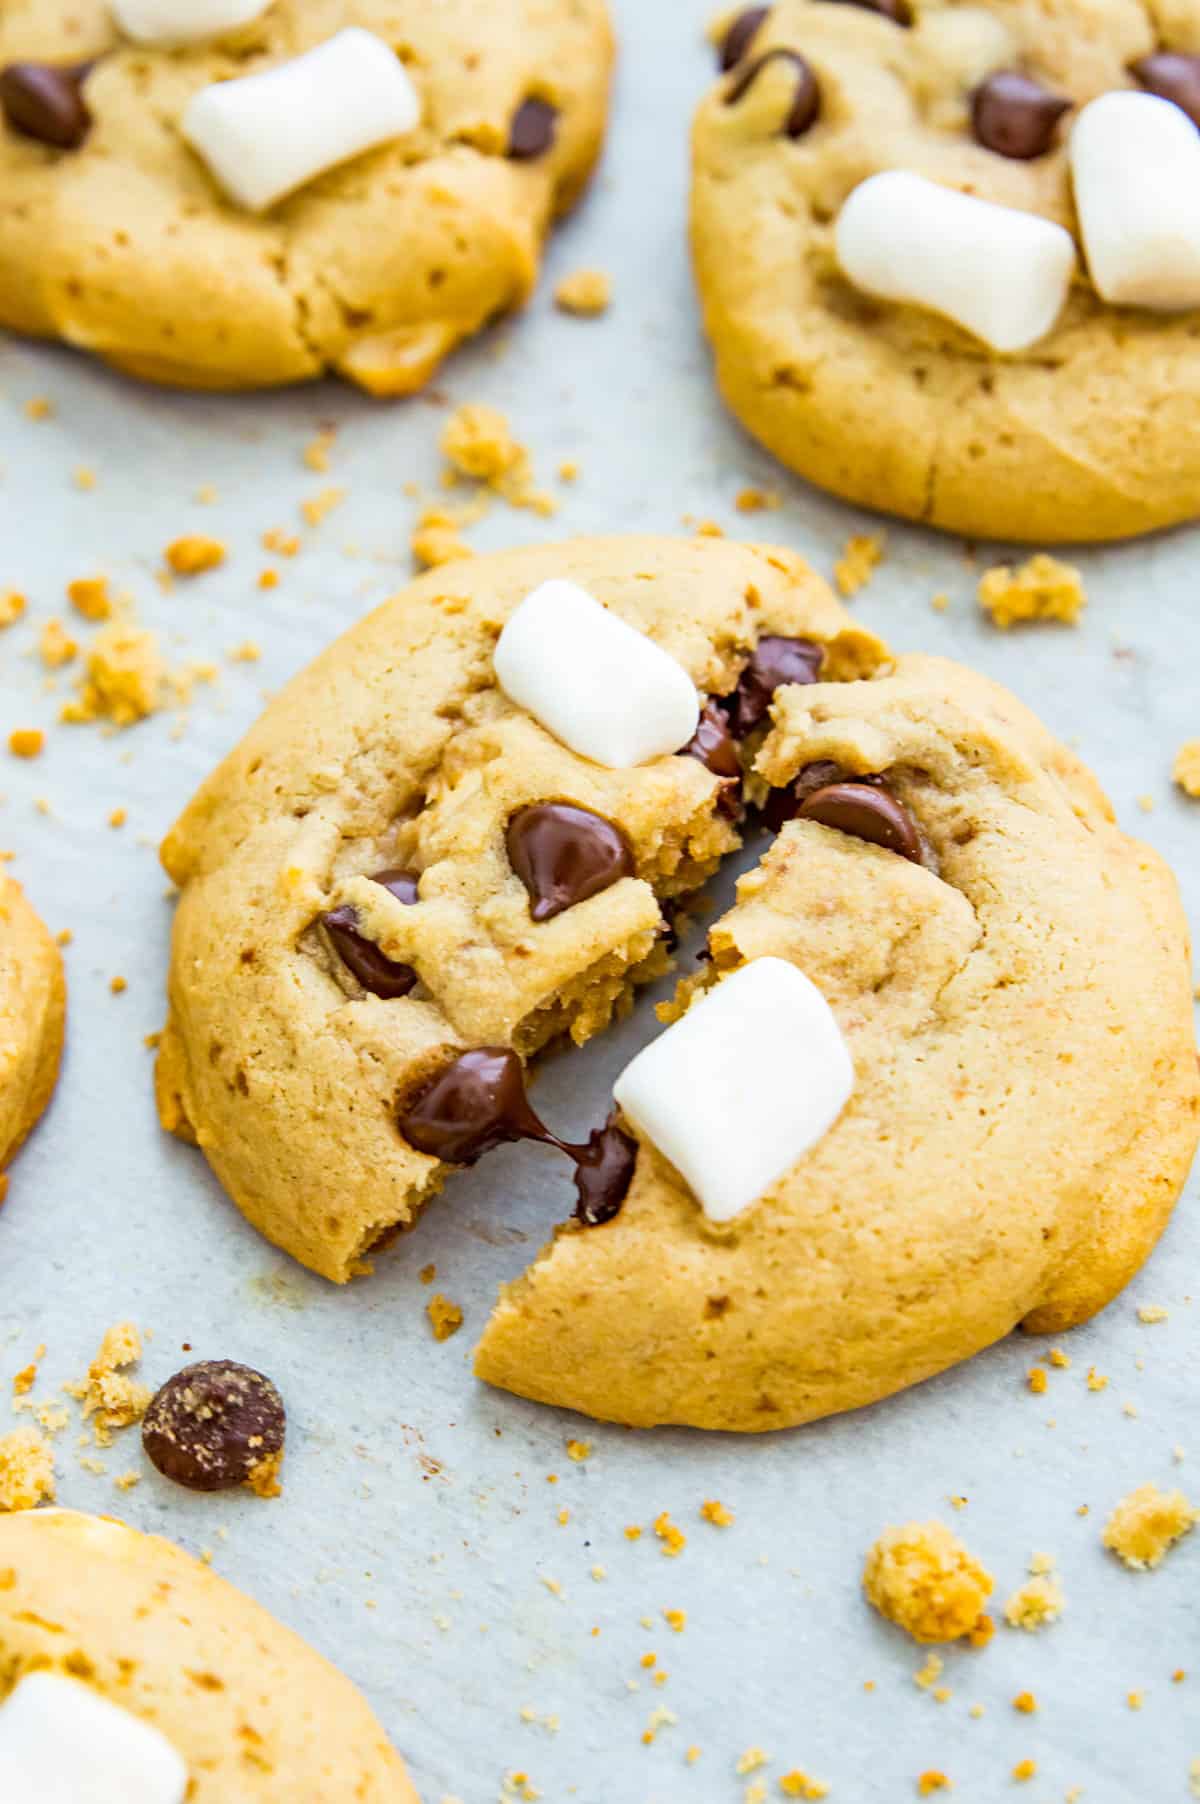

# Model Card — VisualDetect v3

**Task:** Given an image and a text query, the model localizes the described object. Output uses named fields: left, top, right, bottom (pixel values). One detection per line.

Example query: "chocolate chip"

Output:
left=727, top=636, right=823, bottom=738
left=573, top=1111, right=638, bottom=1226
left=507, top=803, right=635, bottom=923
left=718, top=5, right=770, bottom=69
left=142, top=1360, right=285, bottom=1493
left=509, top=97, right=558, bottom=159
left=797, top=780, right=923, bottom=862
left=0, top=60, right=92, bottom=150
left=824, top=0, right=911, bottom=22
left=681, top=700, right=743, bottom=817
left=724, top=48, right=821, bottom=139
left=321, top=868, right=420, bottom=999
left=971, top=70, right=1071, bottom=159
left=1131, top=52, right=1200, bottom=130
left=759, top=757, right=845, bottom=831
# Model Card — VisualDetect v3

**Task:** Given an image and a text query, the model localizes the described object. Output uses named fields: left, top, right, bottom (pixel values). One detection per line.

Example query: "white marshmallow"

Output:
left=835, top=169, right=1076, bottom=353
left=494, top=579, right=700, bottom=769
left=111, top=0, right=271, bottom=46
left=0, top=1671, right=188, bottom=1804
left=1070, top=90, right=1200, bottom=310
left=182, top=28, right=421, bottom=213
left=613, top=957, right=854, bottom=1224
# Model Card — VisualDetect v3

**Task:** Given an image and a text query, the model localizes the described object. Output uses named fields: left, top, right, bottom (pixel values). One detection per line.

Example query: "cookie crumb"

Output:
left=833, top=533, right=883, bottom=599
left=411, top=504, right=478, bottom=570
left=64, top=1322, right=151, bottom=1446
left=441, top=406, right=554, bottom=515
left=110, top=975, right=127, bottom=994
left=863, top=1521, right=994, bottom=1644
left=66, top=577, right=113, bottom=621
left=1086, top=1366, right=1109, bottom=1392
left=1012, top=1692, right=1037, bottom=1714
left=24, top=396, right=54, bottom=421
left=663, top=1607, right=687, bottom=1633
left=0, top=1426, right=55, bottom=1511
left=1103, top=1483, right=1197, bottom=1570
left=930, top=592, right=949, bottom=613
left=1011, top=1760, right=1037, bottom=1783
left=565, top=1439, right=591, bottom=1462
left=113, top=1469, right=140, bottom=1491
left=735, top=487, right=780, bottom=514
left=654, top=1511, right=687, bottom=1557
left=419, top=1263, right=436, bottom=1285
left=1027, top=1366, right=1048, bottom=1395
left=262, top=527, right=300, bottom=557
left=427, top=1295, right=464, bottom=1342
left=701, top=1498, right=735, bottom=1527
left=303, top=429, right=336, bottom=473
left=1137, top=1305, right=1169, bottom=1324
left=165, top=535, right=226, bottom=577
left=39, top=619, right=77, bottom=668
left=61, top=623, right=166, bottom=728
left=917, top=1774, right=951, bottom=1796
left=301, top=488, right=346, bottom=528
left=779, top=1773, right=829, bottom=1799
left=8, top=729, right=44, bottom=760
left=737, top=1747, right=769, bottom=1775
left=108, top=807, right=127, bottom=828
left=554, top=268, right=612, bottom=316
left=1048, top=1348, right=1071, bottom=1369
left=1003, top=1571, right=1064, bottom=1632
left=914, top=1653, right=943, bottom=1691
left=977, top=553, right=1085, bottom=629
left=73, top=465, right=97, bottom=491
left=1174, top=740, right=1200, bottom=798
left=0, top=591, right=27, bottom=628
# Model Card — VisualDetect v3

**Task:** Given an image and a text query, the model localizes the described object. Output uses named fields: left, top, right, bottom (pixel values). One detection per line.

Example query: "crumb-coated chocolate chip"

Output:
left=509, top=97, right=558, bottom=159
left=142, top=1360, right=285, bottom=1493
left=725, top=48, right=821, bottom=139
left=0, top=60, right=92, bottom=150
left=507, top=802, right=635, bottom=923
left=719, top=6, right=770, bottom=70
left=321, top=868, right=420, bottom=999
left=971, top=71, right=1071, bottom=159
left=797, top=780, right=923, bottom=862
left=824, top=0, right=911, bottom=22
left=727, top=635, right=823, bottom=738
left=1131, top=52, right=1200, bottom=130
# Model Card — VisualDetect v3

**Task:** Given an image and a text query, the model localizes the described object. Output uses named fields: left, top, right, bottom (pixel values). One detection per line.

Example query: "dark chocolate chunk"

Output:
left=572, top=1111, right=638, bottom=1226
left=727, top=635, right=823, bottom=738
left=1130, top=52, right=1200, bottom=130
left=681, top=700, right=743, bottom=817
left=797, top=779, right=923, bottom=862
left=0, top=60, right=92, bottom=150
left=509, top=97, right=558, bottom=159
left=725, top=48, right=821, bottom=139
left=824, top=0, right=911, bottom=22
left=507, top=803, right=635, bottom=923
left=971, top=70, right=1071, bottom=159
left=322, top=868, right=420, bottom=999
left=719, top=5, right=770, bottom=70
left=142, top=1360, right=285, bottom=1493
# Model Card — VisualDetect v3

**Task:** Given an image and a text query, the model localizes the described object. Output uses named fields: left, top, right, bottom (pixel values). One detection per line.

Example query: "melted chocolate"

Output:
left=797, top=779, right=923, bottom=862
left=507, top=803, right=635, bottom=922
left=724, top=48, right=821, bottom=139
left=727, top=636, right=823, bottom=738
left=681, top=700, right=743, bottom=816
left=718, top=5, right=770, bottom=70
left=322, top=867, right=420, bottom=999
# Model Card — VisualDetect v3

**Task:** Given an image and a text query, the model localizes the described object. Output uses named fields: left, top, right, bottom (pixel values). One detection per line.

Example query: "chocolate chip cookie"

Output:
left=692, top=1, right=1200, bottom=541
left=0, top=1, right=612, bottom=391
left=0, top=875, right=64, bottom=1191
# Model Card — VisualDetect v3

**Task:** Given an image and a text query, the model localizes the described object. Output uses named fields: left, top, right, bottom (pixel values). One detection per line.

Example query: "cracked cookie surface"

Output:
left=0, top=0, right=612, bottom=391
left=691, top=0, right=1200, bottom=541
left=0, top=1508, right=418, bottom=1801
left=0, top=874, right=64, bottom=1185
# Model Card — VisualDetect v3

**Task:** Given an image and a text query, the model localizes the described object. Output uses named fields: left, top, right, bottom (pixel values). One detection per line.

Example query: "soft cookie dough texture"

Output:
left=159, top=536, right=1199, bottom=1432
left=0, top=0, right=612, bottom=391
left=692, top=0, right=1200, bottom=540
left=0, top=876, right=64, bottom=1182
left=0, top=1509, right=417, bottom=1800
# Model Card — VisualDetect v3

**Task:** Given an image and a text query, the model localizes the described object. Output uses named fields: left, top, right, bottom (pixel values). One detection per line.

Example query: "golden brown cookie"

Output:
left=0, top=0, right=612, bottom=392
left=691, top=1, right=1200, bottom=541
left=0, top=875, right=64, bottom=1187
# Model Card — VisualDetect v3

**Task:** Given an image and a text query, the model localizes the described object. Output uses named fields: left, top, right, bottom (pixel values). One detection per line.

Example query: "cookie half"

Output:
left=0, top=1, right=612, bottom=392
left=0, top=875, right=65, bottom=1187
left=691, top=1, right=1200, bottom=541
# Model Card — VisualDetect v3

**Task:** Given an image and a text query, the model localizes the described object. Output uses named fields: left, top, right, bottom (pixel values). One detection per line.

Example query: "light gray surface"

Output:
left=1, top=4, right=1198, bottom=1800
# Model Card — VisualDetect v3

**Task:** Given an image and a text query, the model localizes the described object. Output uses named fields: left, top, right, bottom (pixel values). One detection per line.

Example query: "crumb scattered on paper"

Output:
left=977, top=553, right=1085, bottom=629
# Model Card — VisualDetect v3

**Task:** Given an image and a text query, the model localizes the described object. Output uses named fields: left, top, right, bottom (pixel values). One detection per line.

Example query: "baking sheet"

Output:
left=1, top=3, right=1198, bottom=1799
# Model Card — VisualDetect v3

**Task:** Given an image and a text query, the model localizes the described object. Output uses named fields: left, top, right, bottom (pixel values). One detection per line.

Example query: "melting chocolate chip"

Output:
left=727, top=636, right=823, bottom=738
left=399, top=1049, right=637, bottom=1225
left=824, top=0, right=911, bottom=22
left=507, top=803, right=635, bottom=923
left=724, top=48, right=821, bottom=138
left=681, top=700, right=743, bottom=817
left=718, top=5, right=770, bottom=70
left=797, top=779, right=923, bottom=862
left=509, top=96, right=558, bottom=159
left=758, top=757, right=846, bottom=831
left=971, top=70, right=1071, bottom=159
left=1131, top=51, right=1200, bottom=130
left=142, top=1360, right=285, bottom=1493
left=321, top=867, right=420, bottom=999
left=0, top=60, right=92, bottom=150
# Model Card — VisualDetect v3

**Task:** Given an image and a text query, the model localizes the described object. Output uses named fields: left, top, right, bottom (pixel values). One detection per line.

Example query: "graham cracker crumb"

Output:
left=165, top=535, right=226, bottom=577
left=39, top=619, right=77, bottom=668
left=67, top=577, right=113, bottom=621
left=701, top=1498, right=735, bottom=1527
left=0, top=1426, right=55, bottom=1511
left=1174, top=740, right=1200, bottom=798
left=863, top=1521, right=994, bottom=1644
left=8, top=729, right=44, bottom=760
left=427, top=1295, right=464, bottom=1342
left=247, top=1450, right=284, bottom=1499
left=64, top=1322, right=151, bottom=1446
left=61, top=623, right=166, bottom=728
left=554, top=268, right=612, bottom=316
left=0, top=591, right=27, bottom=627
left=1103, top=1483, right=1197, bottom=1570
left=977, top=553, right=1085, bottom=629
left=779, top=1773, right=829, bottom=1799
left=833, top=533, right=883, bottom=599
left=654, top=1511, right=687, bottom=1557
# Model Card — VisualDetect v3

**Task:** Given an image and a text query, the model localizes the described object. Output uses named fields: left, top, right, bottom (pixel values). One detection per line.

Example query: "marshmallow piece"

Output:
left=0, top=1671, right=188, bottom=1804
left=835, top=169, right=1076, bottom=352
left=613, top=957, right=854, bottom=1224
left=494, top=579, right=700, bottom=768
left=182, top=28, right=421, bottom=213
left=1070, top=90, right=1200, bottom=310
left=111, top=0, right=271, bottom=46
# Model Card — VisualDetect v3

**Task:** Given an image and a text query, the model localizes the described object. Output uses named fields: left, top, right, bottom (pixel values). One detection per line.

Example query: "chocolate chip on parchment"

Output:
left=971, top=71, right=1071, bottom=159
left=718, top=6, right=770, bottom=70
left=727, top=635, right=823, bottom=738
left=507, top=802, right=635, bottom=923
left=1130, top=52, right=1200, bottom=130
left=509, top=97, right=558, bottom=159
left=797, top=779, right=923, bottom=862
left=725, top=48, right=821, bottom=139
left=142, top=1360, right=285, bottom=1493
left=0, top=60, right=92, bottom=150
left=321, top=867, right=420, bottom=999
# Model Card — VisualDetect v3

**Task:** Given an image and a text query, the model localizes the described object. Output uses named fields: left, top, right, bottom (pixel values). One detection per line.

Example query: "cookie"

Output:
left=157, top=536, right=1198, bottom=1431
left=0, top=1, right=612, bottom=392
left=0, top=875, right=65, bottom=1187
left=691, top=2, right=1200, bottom=542
left=0, top=1507, right=418, bottom=1800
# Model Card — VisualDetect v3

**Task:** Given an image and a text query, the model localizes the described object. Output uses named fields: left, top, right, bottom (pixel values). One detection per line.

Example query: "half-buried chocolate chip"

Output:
left=509, top=96, right=558, bottom=159
left=971, top=70, right=1072, bottom=159
left=725, top=48, right=821, bottom=139
left=142, top=1360, right=285, bottom=1494
left=718, top=5, right=770, bottom=70
left=321, top=867, right=420, bottom=999
left=727, top=635, right=823, bottom=738
left=507, top=803, right=635, bottom=923
left=797, top=779, right=923, bottom=862
left=1131, top=52, right=1200, bottom=130
left=681, top=700, right=743, bottom=816
left=0, top=60, right=92, bottom=149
